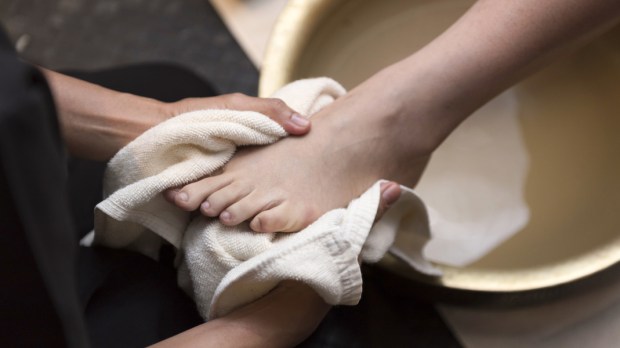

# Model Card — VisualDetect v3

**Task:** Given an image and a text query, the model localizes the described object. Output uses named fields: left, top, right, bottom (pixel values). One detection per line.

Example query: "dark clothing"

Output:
left=0, top=28, right=89, bottom=348
left=0, top=27, right=210, bottom=347
left=68, top=65, right=214, bottom=347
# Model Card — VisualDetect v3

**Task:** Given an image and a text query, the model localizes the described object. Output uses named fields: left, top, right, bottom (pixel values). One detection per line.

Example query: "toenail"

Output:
left=220, top=211, right=231, bottom=221
left=177, top=192, right=189, bottom=202
left=290, top=113, right=309, bottom=127
left=201, top=201, right=210, bottom=211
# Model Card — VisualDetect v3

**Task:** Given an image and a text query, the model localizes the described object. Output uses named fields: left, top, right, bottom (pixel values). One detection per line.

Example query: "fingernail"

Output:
left=177, top=191, right=189, bottom=202
left=290, top=113, right=309, bottom=127
left=220, top=211, right=231, bottom=221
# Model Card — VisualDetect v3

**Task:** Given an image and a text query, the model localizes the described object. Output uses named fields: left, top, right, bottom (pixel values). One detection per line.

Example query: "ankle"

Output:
left=366, top=60, right=472, bottom=154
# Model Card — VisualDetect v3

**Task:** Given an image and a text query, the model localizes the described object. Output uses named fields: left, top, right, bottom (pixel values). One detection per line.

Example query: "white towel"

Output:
left=93, top=77, right=438, bottom=319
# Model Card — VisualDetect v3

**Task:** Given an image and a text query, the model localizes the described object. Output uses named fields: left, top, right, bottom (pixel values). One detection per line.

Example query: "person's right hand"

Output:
left=165, top=93, right=311, bottom=136
left=43, top=68, right=312, bottom=161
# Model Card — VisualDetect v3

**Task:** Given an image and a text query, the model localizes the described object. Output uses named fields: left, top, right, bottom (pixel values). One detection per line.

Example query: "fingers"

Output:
left=223, top=94, right=310, bottom=135
left=375, top=181, right=401, bottom=222
left=173, top=94, right=311, bottom=135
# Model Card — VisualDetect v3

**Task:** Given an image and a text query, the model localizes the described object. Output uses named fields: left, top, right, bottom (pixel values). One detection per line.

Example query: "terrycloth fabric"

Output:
left=93, top=78, right=437, bottom=319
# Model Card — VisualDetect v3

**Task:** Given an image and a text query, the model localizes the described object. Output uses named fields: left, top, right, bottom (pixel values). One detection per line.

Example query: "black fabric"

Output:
left=78, top=247, right=203, bottom=347
left=64, top=64, right=218, bottom=105
left=300, top=265, right=462, bottom=347
left=66, top=64, right=213, bottom=347
left=0, top=26, right=211, bottom=346
left=0, top=28, right=89, bottom=348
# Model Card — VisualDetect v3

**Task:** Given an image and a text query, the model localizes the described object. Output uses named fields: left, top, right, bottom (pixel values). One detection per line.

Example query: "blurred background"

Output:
left=0, top=0, right=258, bottom=95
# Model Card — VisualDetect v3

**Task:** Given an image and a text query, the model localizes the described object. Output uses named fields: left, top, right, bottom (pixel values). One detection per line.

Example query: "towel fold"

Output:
left=93, top=77, right=438, bottom=319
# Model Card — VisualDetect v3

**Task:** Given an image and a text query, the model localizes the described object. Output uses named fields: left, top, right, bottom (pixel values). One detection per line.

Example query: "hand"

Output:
left=165, top=93, right=311, bottom=136
left=376, top=182, right=402, bottom=222
left=43, top=68, right=310, bottom=160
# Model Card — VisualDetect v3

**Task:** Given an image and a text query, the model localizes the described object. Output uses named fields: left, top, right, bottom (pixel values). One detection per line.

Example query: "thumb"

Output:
left=375, top=181, right=401, bottom=222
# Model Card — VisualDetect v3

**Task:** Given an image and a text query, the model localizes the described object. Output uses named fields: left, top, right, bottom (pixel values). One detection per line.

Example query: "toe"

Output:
left=219, top=192, right=280, bottom=226
left=201, top=182, right=252, bottom=217
left=250, top=203, right=318, bottom=233
left=163, top=188, right=180, bottom=204
left=174, top=176, right=231, bottom=211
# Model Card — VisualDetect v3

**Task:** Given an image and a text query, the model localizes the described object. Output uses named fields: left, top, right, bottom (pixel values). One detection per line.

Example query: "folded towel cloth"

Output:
left=93, top=77, right=438, bottom=319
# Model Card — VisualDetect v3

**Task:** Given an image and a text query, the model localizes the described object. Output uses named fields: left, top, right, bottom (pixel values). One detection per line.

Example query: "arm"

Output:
left=150, top=281, right=330, bottom=348
left=41, top=69, right=311, bottom=161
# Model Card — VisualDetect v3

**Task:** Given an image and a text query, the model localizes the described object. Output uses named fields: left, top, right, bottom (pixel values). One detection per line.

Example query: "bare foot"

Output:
left=166, top=78, right=430, bottom=233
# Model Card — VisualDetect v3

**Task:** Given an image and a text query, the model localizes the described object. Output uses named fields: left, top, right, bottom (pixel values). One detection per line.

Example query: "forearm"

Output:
left=41, top=69, right=311, bottom=161
left=41, top=69, right=168, bottom=161
left=360, top=0, right=620, bottom=152
left=150, top=281, right=330, bottom=348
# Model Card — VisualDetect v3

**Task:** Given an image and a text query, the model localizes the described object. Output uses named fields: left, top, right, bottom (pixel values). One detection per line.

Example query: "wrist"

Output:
left=116, top=92, right=170, bottom=133
left=43, top=68, right=171, bottom=160
left=93, top=92, right=169, bottom=157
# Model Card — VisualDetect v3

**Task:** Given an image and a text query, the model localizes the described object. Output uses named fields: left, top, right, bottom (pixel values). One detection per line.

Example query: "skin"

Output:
left=42, top=69, right=313, bottom=160
left=167, top=0, right=620, bottom=235
left=149, top=280, right=331, bottom=348
left=43, top=68, right=400, bottom=346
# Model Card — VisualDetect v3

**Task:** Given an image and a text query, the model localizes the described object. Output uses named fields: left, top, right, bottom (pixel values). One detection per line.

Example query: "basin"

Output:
left=259, top=0, right=620, bottom=293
